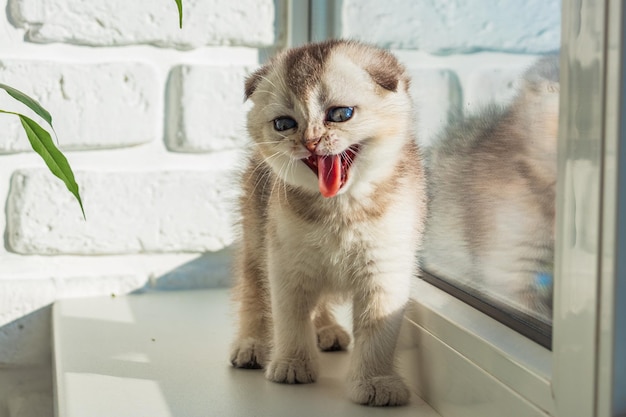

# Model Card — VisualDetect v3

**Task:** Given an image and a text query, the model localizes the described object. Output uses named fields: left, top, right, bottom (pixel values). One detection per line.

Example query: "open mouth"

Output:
left=301, top=145, right=361, bottom=198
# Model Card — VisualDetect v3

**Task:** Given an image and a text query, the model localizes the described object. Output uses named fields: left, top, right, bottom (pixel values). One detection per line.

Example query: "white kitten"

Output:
left=230, top=40, right=426, bottom=406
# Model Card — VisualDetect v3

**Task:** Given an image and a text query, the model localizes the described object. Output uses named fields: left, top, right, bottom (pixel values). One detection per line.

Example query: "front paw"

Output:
left=317, top=324, right=351, bottom=351
left=348, top=375, right=410, bottom=406
left=230, top=337, right=269, bottom=369
left=265, top=356, right=319, bottom=384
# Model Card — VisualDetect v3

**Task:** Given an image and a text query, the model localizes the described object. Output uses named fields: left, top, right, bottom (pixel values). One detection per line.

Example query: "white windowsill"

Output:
left=53, top=288, right=441, bottom=417
left=53, top=282, right=557, bottom=417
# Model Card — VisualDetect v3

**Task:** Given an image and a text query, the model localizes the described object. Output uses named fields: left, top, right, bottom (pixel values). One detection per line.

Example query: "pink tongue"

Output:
left=317, top=154, right=342, bottom=198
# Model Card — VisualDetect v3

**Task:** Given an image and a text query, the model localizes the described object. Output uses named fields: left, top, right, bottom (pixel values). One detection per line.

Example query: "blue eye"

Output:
left=327, top=107, right=354, bottom=123
left=273, top=117, right=297, bottom=132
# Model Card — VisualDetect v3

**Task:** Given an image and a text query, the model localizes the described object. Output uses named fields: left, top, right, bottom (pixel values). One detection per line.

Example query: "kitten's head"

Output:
left=244, top=40, right=413, bottom=198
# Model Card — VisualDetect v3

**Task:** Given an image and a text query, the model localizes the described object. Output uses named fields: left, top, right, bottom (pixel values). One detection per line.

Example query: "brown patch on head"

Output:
left=282, top=39, right=342, bottom=98
left=245, top=40, right=409, bottom=102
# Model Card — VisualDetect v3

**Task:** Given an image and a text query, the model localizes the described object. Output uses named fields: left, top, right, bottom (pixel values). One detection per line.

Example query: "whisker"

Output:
left=284, top=157, right=297, bottom=203
left=256, top=74, right=279, bottom=90
left=245, top=140, right=284, bottom=149
left=270, top=162, right=284, bottom=210
left=252, top=89, right=280, bottom=100
left=247, top=151, right=281, bottom=200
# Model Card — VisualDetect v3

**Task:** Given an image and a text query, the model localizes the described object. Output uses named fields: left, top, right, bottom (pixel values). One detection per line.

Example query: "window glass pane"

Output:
left=423, top=53, right=558, bottom=328
left=327, top=0, right=560, bottom=345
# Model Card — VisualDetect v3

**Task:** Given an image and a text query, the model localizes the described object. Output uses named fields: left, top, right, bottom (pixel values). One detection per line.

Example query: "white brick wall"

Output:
left=340, top=0, right=560, bottom=54
left=7, top=168, right=238, bottom=255
left=0, top=61, right=159, bottom=152
left=0, top=0, right=559, bottom=416
left=9, top=0, right=276, bottom=49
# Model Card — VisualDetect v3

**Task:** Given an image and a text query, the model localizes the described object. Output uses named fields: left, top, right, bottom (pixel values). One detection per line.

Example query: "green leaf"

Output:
left=0, top=83, right=53, bottom=127
left=17, top=113, right=85, bottom=219
left=174, top=0, right=183, bottom=28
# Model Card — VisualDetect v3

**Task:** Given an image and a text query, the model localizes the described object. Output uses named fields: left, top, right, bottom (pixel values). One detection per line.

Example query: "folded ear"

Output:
left=365, top=49, right=409, bottom=93
left=244, top=65, right=270, bottom=101
left=367, top=67, right=400, bottom=92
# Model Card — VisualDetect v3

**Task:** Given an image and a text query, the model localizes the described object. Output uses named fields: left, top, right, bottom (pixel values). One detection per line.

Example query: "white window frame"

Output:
left=303, top=0, right=625, bottom=415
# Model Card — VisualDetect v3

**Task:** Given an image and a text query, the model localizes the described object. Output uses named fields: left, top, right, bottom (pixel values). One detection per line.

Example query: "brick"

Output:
left=167, top=65, right=252, bottom=152
left=0, top=60, right=159, bottom=153
left=6, top=166, right=239, bottom=255
left=407, top=69, right=462, bottom=147
left=340, top=0, right=560, bottom=54
left=8, top=0, right=275, bottom=49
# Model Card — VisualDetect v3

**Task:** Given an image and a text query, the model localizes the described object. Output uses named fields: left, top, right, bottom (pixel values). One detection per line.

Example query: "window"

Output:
left=299, top=0, right=625, bottom=415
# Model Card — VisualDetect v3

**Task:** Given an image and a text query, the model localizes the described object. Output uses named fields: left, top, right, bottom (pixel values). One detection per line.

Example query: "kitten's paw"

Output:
left=317, top=324, right=351, bottom=351
left=265, top=356, right=318, bottom=384
left=348, top=375, right=410, bottom=406
left=230, top=337, right=269, bottom=369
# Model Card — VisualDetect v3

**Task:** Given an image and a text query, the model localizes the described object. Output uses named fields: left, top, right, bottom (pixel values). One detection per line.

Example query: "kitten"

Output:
left=423, top=56, right=559, bottom=320
left=229, top=40, right=426, bottom=406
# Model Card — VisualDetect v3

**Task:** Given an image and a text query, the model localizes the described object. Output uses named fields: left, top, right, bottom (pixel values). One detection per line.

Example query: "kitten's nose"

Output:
left=305, top=138, right=320, bottom=153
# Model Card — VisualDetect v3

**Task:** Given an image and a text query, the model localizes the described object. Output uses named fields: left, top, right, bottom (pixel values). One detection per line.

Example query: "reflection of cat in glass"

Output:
left=424, top=56, right=558, bottom=320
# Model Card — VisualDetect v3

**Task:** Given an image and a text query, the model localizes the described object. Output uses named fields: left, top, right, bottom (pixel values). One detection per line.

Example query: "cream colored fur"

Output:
left=423, top=56, right=558, bottom=319
left=230, top=40, right=426, bottom=406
